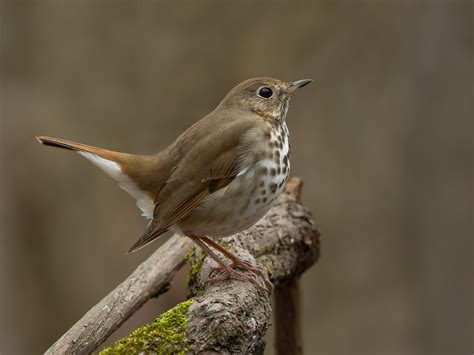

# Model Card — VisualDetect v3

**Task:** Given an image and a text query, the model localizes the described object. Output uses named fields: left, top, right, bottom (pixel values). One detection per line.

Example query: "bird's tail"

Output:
left=36, top=135, right=155, bottom=218
left=37, top=136, right=120, bottom=160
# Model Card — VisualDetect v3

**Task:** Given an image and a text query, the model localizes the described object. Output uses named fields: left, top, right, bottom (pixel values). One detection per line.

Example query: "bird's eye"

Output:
left=257, top=87, right=273, bottom=99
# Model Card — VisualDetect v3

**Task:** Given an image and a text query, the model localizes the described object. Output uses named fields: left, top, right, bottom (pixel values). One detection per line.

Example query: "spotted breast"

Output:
left=178, top=121, right=290, bottom=238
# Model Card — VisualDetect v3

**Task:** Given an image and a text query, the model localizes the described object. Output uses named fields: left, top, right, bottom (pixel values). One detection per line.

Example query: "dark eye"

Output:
left=258, top=87, right=273, bottom=99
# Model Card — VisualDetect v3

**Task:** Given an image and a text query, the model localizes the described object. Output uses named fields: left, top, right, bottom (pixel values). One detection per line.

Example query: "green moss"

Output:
left=185, top=241, right=234, bottom=288
left=100, top=300, right=193, bottom=355
left=218, top=241, right=232, bottom=251
left=185, top=248, right=206, bottom=288
left=254, top=244, right=277, bottom=258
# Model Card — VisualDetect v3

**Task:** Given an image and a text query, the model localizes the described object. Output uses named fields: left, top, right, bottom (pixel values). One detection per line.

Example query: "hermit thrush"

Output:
left=37, top=77, right=312, bottom=290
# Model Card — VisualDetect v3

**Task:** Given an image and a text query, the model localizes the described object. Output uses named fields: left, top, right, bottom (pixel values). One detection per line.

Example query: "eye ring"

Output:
left=257, top=87, right=273, bottom=99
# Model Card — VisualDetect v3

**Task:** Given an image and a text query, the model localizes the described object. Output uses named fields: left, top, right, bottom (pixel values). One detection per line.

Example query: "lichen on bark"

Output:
left=99, top=300, right=193, bottom=354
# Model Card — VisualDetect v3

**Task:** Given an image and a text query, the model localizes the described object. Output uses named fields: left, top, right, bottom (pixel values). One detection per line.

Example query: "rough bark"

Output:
left=47, top=177, right=320, bottom=354
left=45, top=235, right=193, bottom=355
left=102, top=177, right=320, bottom=354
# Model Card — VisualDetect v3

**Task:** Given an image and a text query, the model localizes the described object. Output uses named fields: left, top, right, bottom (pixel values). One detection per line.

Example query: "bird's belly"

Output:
left=179, top=157, right=290, bottom=238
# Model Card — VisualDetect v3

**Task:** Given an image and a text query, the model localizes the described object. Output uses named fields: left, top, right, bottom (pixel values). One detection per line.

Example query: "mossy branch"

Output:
left=100, top=300, right=194, bottom=355
left=45, top=235, right=194, bottom=355
left=100, top=178, right=319, bottom=353
left=46, top=177, right=320, bottom=354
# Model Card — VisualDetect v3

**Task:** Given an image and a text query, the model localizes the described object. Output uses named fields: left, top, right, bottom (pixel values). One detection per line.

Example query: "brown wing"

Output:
left=128, top=112, right=257, bottom=252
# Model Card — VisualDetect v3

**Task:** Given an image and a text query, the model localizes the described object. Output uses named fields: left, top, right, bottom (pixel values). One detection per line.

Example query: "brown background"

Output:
left=0, top=1, right=472, bottom=354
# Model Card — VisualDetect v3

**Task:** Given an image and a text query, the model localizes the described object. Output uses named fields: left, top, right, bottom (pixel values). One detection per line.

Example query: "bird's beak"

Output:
left=286, top=79, right=313, bottom=95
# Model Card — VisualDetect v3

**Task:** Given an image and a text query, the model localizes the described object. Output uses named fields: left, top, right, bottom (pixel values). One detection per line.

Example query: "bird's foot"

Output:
left=229, top=259, right=273, bottom=291
left=207, top=262, right=272, bottom=293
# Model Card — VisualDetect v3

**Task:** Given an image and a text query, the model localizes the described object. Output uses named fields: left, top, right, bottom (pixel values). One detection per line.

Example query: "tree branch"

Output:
left=274, top=177, right=305, bottom=355
left=47, top=177, right=320, bottom=354
left=274, top=279, right=303, bottom=355
left=45, top=235, right=193, bottom=355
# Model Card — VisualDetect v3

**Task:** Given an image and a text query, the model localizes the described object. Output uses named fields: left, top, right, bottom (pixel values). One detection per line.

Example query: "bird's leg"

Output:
left=187, top=235, right=266, bottom=292
left=200, top=236, right=272, bottom=291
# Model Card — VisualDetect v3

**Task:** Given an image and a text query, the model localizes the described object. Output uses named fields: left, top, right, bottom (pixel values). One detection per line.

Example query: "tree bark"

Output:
left=274, top=280, right=303, bottom=355
left=274, top=177, right=305, bottom=355
left=47, top=177, right=320, bottom=354
left=45, top=235, right=193, bottom=355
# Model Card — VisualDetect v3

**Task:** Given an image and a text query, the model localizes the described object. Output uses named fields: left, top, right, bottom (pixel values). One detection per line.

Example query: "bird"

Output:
left=37, top=77, right=312, bottom=290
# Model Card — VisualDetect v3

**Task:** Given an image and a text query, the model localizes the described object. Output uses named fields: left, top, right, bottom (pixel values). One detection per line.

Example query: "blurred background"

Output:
left=0, top=1, right=472, bottom=354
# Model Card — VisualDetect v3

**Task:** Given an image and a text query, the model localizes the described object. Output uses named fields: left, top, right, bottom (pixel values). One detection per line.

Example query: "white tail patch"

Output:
left=78, top=152, right=154, bottom=219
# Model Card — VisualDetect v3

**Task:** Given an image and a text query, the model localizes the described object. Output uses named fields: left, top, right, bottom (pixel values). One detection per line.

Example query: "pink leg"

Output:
left=200, top=236, right=272, bottom=290
left=187, top=235, right=267, bottom=292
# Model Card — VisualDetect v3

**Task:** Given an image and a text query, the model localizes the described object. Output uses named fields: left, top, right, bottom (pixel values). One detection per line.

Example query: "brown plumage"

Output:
left=37, top=77, right=312, bottom=290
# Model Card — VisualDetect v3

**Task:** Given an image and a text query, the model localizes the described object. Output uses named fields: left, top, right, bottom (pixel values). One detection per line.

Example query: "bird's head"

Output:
left=217, top=77, right=312, bottom=122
